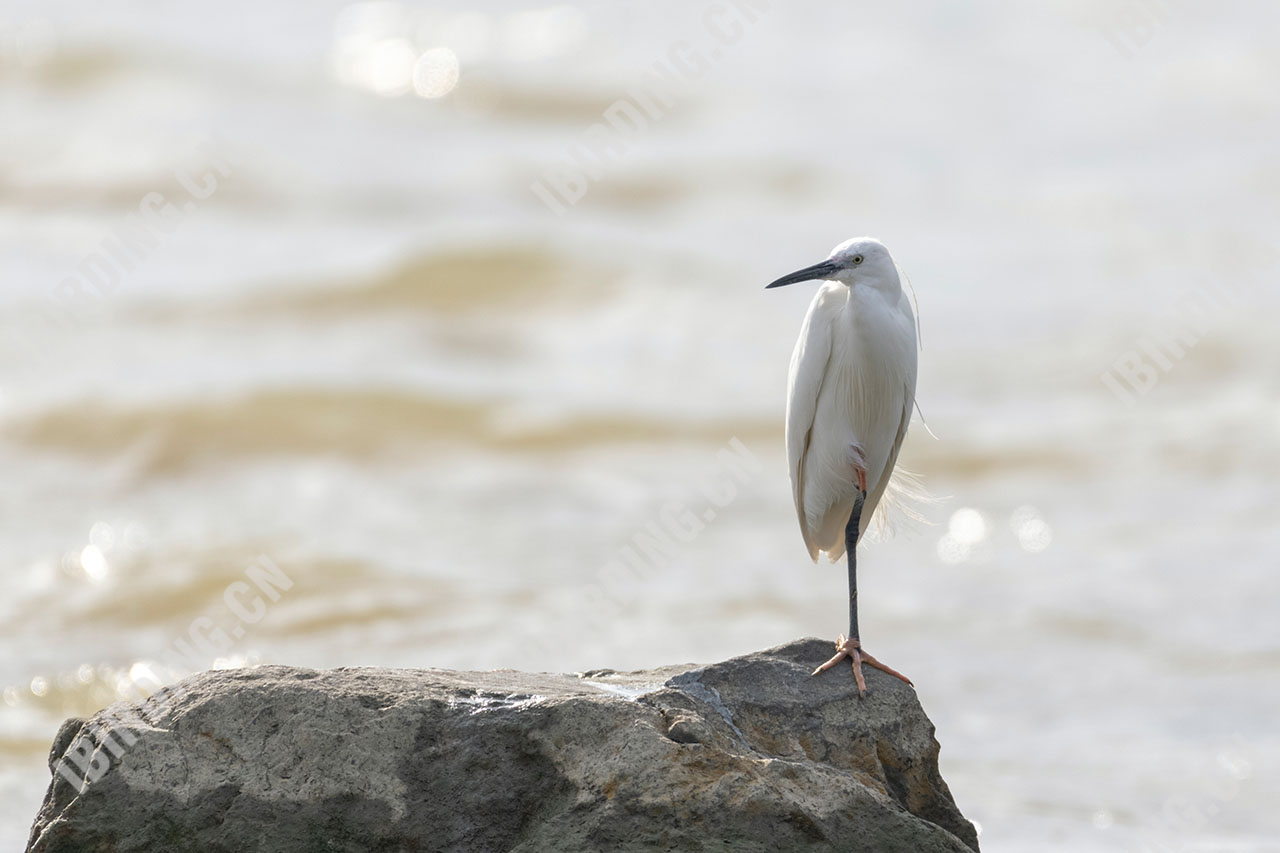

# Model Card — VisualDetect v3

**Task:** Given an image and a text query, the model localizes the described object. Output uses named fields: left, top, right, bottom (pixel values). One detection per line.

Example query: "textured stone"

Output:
left=26, top=638, right=978, bottom=852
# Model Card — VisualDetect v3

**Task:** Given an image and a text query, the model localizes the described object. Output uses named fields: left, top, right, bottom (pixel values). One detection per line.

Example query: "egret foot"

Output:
left=811, top=634, right=913, bottom=698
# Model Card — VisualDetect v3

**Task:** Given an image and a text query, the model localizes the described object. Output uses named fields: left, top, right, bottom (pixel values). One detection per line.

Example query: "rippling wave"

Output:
left=2, top=389, right=784, bottom=473
left=238, top=246, right=622, bottom=316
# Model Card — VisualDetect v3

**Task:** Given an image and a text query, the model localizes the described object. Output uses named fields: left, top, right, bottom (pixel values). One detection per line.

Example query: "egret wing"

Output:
left=784, top=287, right=841, bottom=562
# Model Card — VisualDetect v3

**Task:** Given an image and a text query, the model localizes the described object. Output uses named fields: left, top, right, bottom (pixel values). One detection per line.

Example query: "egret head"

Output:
left=765, top=237, right=899, bottom=294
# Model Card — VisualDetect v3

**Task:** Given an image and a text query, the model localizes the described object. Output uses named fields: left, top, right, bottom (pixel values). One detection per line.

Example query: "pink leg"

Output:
left=849, top=443, right=868, bottom=494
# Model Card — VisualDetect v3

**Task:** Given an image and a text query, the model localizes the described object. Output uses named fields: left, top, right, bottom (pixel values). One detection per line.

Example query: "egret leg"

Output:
left=812, top=490, right=914, bottom=696
left=846, top=495, right=863, bottom=644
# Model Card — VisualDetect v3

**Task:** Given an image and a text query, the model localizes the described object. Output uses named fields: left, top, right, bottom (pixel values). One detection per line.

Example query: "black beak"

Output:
left=765, top=259, right=840, bottom=289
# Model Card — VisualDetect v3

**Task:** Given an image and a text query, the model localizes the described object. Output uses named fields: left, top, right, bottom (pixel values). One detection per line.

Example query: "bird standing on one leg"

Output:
left=766, top=237, right=918, bottom=697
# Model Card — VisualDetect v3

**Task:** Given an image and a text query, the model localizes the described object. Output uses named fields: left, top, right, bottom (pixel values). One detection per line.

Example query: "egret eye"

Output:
left=852, top=255, right=864, bottom=265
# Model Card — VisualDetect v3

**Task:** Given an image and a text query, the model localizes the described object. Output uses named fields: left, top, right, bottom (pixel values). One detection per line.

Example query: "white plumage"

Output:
left=766, top=235, right=920, bottom=693
left=776, top=237, right=918, bottom=562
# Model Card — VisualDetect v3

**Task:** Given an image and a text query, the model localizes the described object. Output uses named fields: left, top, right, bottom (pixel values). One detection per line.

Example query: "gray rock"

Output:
left=26, top=638, right=979, bottom=852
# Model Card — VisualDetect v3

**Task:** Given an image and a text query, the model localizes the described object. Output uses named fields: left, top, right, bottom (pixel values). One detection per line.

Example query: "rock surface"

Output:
left=27, top=638, right=978, bottom=852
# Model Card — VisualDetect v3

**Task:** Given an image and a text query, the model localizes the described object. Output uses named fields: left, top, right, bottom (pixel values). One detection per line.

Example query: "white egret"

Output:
left=766, top=236, right=917, bottom=696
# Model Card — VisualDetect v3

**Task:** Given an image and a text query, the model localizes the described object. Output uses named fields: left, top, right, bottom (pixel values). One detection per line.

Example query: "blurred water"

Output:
left=2, top=2, right=1279, bottom=850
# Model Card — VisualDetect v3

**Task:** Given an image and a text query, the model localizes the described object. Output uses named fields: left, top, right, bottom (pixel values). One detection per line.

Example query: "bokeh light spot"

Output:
left=357, top=37, right=417, bottom=96
left=413, top=47, right=459, bottom=99
left=948, top=508, right=988, bottom=545
left=1011, top=505, right=1053, bottom=553
left=89, top=521, right=115, bottom=549
left=80, top=544, right=110, bottom=582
